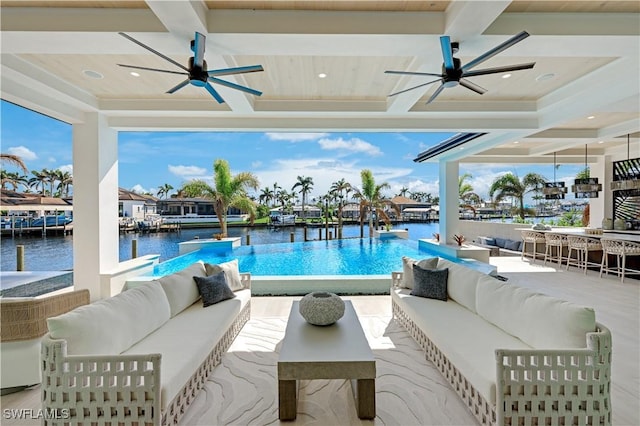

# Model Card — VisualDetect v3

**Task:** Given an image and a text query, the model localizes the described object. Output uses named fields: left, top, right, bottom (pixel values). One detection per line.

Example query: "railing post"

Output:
left=17, top=245, right=25, bottom=271
left=246, top=234, right=251, bottom=245
left=132, top=239, right=138, bottom=259
left=290, top=232, right=295, bottom=243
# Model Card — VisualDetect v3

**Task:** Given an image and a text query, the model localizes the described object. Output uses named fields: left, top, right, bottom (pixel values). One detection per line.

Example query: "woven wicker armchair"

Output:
left=0, top=289, right=89, bottom=392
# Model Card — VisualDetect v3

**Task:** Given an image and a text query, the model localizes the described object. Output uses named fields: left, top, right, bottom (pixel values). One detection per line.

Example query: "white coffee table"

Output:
left=278, top=300, right=376, bottom=420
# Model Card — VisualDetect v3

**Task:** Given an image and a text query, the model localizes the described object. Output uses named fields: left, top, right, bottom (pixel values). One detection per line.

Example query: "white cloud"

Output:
left=265, top=132, right=329, bottom=142
left=168, top=164, right=208, bottom=179
left=317, top=137, right=383, bottom=156
left=130, top=184, right=148, bottom=194
left=58, top=164, right=73, bottom=174
left=251, top=161, right=263, bottom=168
left=48, top=157, right=57, bottom=163
left=7, top=146, right=37, bottom=161
left=254, top=157, right=412, bottom=199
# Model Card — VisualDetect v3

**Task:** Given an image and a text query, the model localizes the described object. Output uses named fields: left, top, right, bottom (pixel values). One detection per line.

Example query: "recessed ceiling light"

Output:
left=513, top=141, right=519, bottom=144
left=598, top=140, right=604, bottom=144
left=83, top=70, right=103, bottom=79
left=502, top=73, right=512, bottom=79
left=130, top=71, right=140, bottom=77
left=535, top=73, right=555, bottom=82
left=318, top=73, right=327, bottom=78
left=587, top=115, right=595, bottom=120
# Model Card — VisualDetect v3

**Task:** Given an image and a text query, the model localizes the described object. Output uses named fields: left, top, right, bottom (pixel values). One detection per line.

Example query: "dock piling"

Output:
left=17, top=245, right=25, bottom=271
left=132, top=239, right=138, bottom=258
left=246, top=234, right=251, bottom=245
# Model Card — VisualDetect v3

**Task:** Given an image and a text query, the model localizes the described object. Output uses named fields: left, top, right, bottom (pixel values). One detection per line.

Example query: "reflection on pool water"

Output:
left=152, top=237, right=469, bottom=277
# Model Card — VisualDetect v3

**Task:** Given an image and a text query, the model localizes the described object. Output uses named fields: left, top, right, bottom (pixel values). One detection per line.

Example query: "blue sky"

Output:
left=1, top=100, right=583, bottom=204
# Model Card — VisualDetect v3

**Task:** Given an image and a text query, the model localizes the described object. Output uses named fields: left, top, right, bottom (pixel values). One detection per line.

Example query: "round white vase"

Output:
left=299, top=292, right=345, bottom=326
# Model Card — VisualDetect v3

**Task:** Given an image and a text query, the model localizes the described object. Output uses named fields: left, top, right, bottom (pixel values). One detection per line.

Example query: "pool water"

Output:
left=152, top=237, right=467, bottom=277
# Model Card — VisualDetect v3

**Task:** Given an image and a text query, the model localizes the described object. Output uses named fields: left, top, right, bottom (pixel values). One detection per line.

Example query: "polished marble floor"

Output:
left=1, top=257, right=638, bottom=425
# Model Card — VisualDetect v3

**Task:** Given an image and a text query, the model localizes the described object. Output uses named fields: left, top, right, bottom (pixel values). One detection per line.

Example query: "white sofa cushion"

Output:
left=401, top=256, right=438, bottom=289
left=157, top=262, right=206, bottom=317
left=205, top=259, right=243, bottom=292
left=122, top=288, right=250, bottom=409
left=393, top=288, right=531, bottom=404
left=437, top=258, right=480, bottom=313
left=475, top=277, right=596, bottom=348
left=47, top=282, right=171, bottom=355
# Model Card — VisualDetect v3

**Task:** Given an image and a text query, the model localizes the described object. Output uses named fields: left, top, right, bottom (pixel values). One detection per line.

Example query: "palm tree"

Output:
left=489, top=172, right=547, bottom=220
left=459, top=173, right=481, bottom=217
left=157, top=183, right=174, bottom=199
left=330, top=178, right=352, bottom=238
left=29, top=169, right=48, bottom=194
left=56, top=170, right=73, bottom=197
left=355, top=169, right=400, bottom=237
left=181, top=159, right=259, bottom=236
left=397, top=186, right=409, bottom=197
left=1, top=170, right=26, bottom=191
left=258, top=187, right=275, bottom=207
left=0, top=153, right=28, bottom=174
left=292, top=176, right=314, bottom=222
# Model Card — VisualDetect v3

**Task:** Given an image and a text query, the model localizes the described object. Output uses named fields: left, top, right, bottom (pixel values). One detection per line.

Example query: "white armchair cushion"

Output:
left=476, top=277, right=596, bottom=348
left=437, top=258, right=479, bottom=313
left=158, top=262, right=206, bottom=316
left=205, top=259, right=243, bottom=292
left=47, top=282, right=170, bottom=355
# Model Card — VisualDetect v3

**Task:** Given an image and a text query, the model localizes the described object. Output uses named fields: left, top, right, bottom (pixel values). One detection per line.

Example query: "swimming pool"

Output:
left=152, top=238, right=471, bottom=277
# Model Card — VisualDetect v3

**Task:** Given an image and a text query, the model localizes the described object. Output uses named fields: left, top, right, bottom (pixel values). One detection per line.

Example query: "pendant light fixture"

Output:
left=543, top=152, right=568, bottom=199
left=610, top=134, right=640, bottom=191
left=571, top=144, right=603, bottom=198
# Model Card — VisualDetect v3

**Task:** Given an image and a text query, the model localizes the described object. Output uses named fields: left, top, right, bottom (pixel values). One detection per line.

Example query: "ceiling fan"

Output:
left=386, top=31, right=535, bottom=104
left=117, top=32, right=264, bottom=104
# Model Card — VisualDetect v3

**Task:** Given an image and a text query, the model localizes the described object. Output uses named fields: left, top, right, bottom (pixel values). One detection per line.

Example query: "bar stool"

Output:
left=566, top=235, right=602, bottom=274
left=544, top=233, right=568, bottom=266
left=521, top=230, right=546, bottom=263
left=600, top=239, right=640, bottom=283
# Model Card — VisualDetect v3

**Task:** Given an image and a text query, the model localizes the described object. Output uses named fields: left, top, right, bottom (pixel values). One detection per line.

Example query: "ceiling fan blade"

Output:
left=204, top=82, right=226, bottom=103
left=426, top=83, right=446, bottom=104
left=388, top=78, right=442, bottom=97
left=118, top=64, right=188, bottom=76
left=208, top=65, right=264, bottom=77
left=208, top=77, right=263, bottom=96
left=440, top=36, right=455, bottom=70
left=118, top=32, right=189, bottom=72
left=462, top=62, right=535, bottom=78
left=166, top=79, right=190, bottom=94
left=385, top=70, right=444, bottom=77
left=459, top=78, right=487, bottom=95
left=193, top=32, right=206, bottom=69
left=462, top=31, right=530, bottom=72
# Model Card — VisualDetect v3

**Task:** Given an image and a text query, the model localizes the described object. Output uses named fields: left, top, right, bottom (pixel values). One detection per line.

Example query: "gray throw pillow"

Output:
left=193, top=272, right=236, bottom=307
left=410, top=265, right=448, bottom=301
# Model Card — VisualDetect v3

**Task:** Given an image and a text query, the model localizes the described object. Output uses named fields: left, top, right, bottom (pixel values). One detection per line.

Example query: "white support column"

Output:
left=439, top=160, right=460, bottom=244
left=72, top=113, right=119, bottom=301
left=589, top=155, right=613, bottom=227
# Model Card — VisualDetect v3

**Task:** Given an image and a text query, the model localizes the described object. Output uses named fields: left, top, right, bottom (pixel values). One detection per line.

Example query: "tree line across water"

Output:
left=1, top=153, right=585, bottom=233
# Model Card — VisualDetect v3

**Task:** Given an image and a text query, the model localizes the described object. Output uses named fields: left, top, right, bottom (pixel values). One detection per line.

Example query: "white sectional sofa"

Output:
left=392, top=257, right=612, bottom=426
left=41, top=261, right=251, bottom=425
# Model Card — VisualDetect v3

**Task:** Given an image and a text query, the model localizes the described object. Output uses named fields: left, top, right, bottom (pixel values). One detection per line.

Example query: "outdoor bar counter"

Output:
left=517, top=227, right=640, bottom=278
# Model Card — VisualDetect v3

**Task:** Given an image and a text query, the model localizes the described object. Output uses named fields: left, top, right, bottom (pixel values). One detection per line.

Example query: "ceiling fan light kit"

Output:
left=117, top=32, right=264, bottom=104
left=385, top=31, right=535, bottom=103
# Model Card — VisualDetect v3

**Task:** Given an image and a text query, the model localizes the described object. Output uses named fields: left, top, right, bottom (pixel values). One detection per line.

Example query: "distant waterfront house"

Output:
left=0, top=189, right=73, bottom=218
left=118, top=188, right=157, bottom=219
left=391, top=196, right=433, bottom=221
left=157, top=196, right=246, bottom=217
